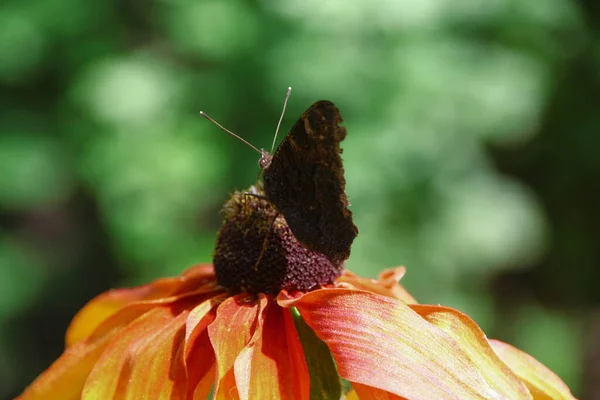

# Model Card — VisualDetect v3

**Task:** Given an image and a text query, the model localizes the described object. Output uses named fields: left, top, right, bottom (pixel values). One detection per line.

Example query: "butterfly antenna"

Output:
left=199, top=111, right=262, bottom=155
left=270, top=87, right=292, bottom=153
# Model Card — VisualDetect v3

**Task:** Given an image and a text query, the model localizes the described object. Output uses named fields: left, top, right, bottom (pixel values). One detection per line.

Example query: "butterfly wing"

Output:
left=263, top=100, right=358, bottom=264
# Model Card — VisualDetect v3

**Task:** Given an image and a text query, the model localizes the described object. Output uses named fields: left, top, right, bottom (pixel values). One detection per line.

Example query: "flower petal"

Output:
left=180, top=264, right=217, bottom=281
left=70, top=284, right=223, bottom=354
left=337, top=267, right=417, bottom=304
left=184, top=295, right=227, bottom=399
left=281, top=308, right=312, bottom=398
left=20, top=270, right=221, bottom=400
left=279, top=289, right=513, bottom=399
left=81, top=296, right=203, bottom=400
left=208, top=294, right=263, bottom=400
left=410, top=305, right=531, bottom=399
left=17, top=333, right=114, bottom=400
left=489, top=340, right=577, bottom=400
left=351, top=383, right=405, bottom=400
left=344, top=390, right=359, bottom=400
left=233, top=298, right=310, bottom=400
left=66, top=264, right=218, bottom=346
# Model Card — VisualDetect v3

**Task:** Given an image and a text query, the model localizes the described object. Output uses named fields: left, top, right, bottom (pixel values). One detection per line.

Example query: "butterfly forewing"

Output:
left=262, top=100, right=358, bottom=264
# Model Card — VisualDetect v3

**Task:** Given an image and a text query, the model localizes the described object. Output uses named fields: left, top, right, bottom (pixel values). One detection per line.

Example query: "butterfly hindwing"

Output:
left=263, top=100, right=358, bottom=264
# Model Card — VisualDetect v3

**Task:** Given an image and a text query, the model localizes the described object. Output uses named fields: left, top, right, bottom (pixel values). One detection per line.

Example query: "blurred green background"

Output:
left=1, top=0, right=598, bottom=398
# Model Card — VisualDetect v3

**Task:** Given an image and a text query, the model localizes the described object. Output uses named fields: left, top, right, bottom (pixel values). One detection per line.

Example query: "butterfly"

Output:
left=201, top=90, right=358, bottom=264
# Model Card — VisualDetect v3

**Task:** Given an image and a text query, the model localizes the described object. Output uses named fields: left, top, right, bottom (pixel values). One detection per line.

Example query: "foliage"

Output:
left=1, top=0, right=596, bottom=398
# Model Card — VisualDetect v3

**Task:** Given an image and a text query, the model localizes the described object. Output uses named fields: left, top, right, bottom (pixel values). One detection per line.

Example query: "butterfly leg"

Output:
left=241, top=191, right=269, bottom=225
left=244, top=192, right=269, bottom=202
left=252, top=212, right=279, bottom=271
left=255, top=168, right=264, bottom=189
left=240, top=189, right=278, bottom=270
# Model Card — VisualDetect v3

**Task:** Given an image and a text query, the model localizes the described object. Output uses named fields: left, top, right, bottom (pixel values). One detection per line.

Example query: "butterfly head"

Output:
left=258, top=149, right=273, bottom=170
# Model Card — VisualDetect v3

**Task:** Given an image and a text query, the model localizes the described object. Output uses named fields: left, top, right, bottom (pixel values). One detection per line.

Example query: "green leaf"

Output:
left=290, top=307, right=342, bottom=400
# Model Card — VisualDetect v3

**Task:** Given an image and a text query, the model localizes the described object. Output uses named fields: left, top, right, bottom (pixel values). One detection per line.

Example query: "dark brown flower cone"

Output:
left=213, top=186, right=343, bottom=294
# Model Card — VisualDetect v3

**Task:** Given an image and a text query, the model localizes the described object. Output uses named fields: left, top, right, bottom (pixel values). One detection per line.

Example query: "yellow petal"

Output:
left=337, top=267, right=417, bottom=304
left=410, top=305, right=532, bottom=399
left=184, top=295, right=228, bottom=399
left=17, top=333, right=114, bottom=400
left=66, top=264, right=219, bottom=346
left=81, top=299, right=197, bottom=400
left=489, top=340, right=577, bottom=400
left=208, top=294, right=264, bottom=400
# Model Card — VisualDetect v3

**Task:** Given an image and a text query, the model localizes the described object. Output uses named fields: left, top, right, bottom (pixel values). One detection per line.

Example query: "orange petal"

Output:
left=410, top=305, right=531, bottom=399
left=184, top=295, right=227, bottom=399
left=279, top=288, right=515, bottom=399
left=192, top=364, right=216, bottom=400
left=81, top=297, right=202, bottom=400
left=19, top=289, right=219, bottom=399
left=351, top=383, right=406, bottom=400
left=66, top=264, right=218, bottom=346
left=336, top=267, right=417, bottom=304
left=233, top=298, right=310, bottom=400
left=489, top=340, right=577, bottom=400
left=71, top=285, right=223, bottom=352
left=281, top=308, right=312, bottom=398
left=180, top=264, right=217, bottom=281
left=17, top=332, right=114, bottom=400
left=208, top=294, right=263, bottom=400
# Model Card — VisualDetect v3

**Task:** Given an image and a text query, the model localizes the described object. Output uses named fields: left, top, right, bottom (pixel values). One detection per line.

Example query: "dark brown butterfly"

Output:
left=201, top=90, right=358, bottom=264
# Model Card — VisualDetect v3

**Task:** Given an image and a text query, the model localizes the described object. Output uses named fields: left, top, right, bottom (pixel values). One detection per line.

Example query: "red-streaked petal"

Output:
left=66, top=284, right=175, bottom=347
left=184, top=295, right=227, bottom=399
left=180, top=264, right=216, bottom=281
left=281, top=308, right=311, bottom=398
left=71, top=285, right=224, bottom=351
left=17, top=333, right=114, bottom=400
left=81, top=298, right=201, bottom=400
left=489, top=340, right=577, bottom=400
left=19, top=285, right=221, bottom=400
left=279, top=289, right=513, bottom=399
left=410, top=305, right=531, bottom=399
left=351, top=383, right=406, bottom=400
left=66, top=264, right=218, bottom=346
left=171, top=264, right=219, bottom=296
left=233, top=297, right=310, bottom=400
left=232, top=295, right=268, bottom=400
left=208, top=294, right=262, bottom=400
left=337, top=267, right=417, bottom=304
left=193, top=364, right=216, bottom=400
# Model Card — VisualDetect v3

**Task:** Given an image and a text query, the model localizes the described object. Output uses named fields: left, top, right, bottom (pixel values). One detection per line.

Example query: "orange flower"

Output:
left=18, top=188, right=577, bottom=399
left=18, top=264, right=575, bottom=400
